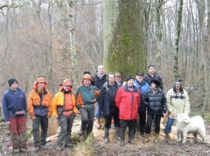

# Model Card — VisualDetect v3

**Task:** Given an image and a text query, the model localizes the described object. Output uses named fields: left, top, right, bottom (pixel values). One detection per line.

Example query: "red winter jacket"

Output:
left=115, top=85, right=141, bottom=120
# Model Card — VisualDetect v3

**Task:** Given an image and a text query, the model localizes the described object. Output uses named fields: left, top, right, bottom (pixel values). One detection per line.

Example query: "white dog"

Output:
left=176, top=113, right=206, bottom=144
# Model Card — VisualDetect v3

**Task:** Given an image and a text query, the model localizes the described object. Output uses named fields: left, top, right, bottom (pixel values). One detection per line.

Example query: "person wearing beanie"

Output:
left=143, top=78, right=166, bottom=143
left=28, top=76, right=53, bottom=151
left=2, top=78, right=27, bottom=153
left=52, top=79, right=78, bottom=149
left=76, top=73, right=100, bottom=140
left=144, top=65, right=163, bottom=90
left=93, top=65, right=107, bottom=129
left=115, top=76, right=141, bottom=145
left=164, top=79, right=190, bottom=142
left=134, top=73, right=150, bottom=137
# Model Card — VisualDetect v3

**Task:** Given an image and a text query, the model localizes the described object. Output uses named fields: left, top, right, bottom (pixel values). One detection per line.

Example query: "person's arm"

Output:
left=52, top=94, right=58, bottom=118
left=48, top=93, right=53, bottom=117
left=115, top=88, right=122, bottom=108
left=23, top=92, right=27, bottom=116
left=166, top=90, right=173, bottom=113
left=162, top=93, right=167, bottom=114
left=28, top=92, right=35, bottom=119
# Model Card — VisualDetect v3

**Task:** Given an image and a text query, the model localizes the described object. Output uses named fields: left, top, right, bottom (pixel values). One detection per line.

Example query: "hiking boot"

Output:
left=65, top=143, right=74, bottom=148
left=145, top=134, right=150, bottom=143
left=154, top=133, right=159, bottom=143
left=104, top=137, right=109, bottom=144
left=116, top=127, right=121, bottom=141
left=165, top=133, right=170, bottom=142
left=120, top=140, right=125, bottom=146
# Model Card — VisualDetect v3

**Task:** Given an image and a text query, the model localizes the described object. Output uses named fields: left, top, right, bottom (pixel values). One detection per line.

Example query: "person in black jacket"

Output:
left=144, top=65, right=163, bottom=90
left=93, top=65, right=107, bottom=129
left=101, top=73, right=120, bottom=143
left=143, top=78, right=166, bottom=143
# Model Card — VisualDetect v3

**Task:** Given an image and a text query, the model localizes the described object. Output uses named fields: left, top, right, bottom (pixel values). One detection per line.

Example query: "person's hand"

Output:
left=31, top=116, right=36, bottom=120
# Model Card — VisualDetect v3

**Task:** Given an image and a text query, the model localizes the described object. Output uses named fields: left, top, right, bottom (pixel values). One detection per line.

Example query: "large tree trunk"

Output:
left=103, top=0, right=146, bottom=78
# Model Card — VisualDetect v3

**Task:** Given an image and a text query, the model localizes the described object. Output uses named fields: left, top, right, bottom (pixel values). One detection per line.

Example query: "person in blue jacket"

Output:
left=134, top=73, right=150, bottom=136
left=2, top=78, right=27, bottom=153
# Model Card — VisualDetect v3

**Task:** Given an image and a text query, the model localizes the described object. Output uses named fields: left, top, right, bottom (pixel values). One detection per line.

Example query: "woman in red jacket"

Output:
left=115, top=76, right=141, bottom=146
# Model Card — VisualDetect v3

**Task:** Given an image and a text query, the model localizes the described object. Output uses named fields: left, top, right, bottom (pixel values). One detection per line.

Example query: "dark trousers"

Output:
left=57, top=113, right=75, bottom=146
left=120, top=120, right=137, bottom=140
left=9, top=116, right=27, bottom=149
left=104, top=107, right=120, bottom=129
left=145, top=114, right=161, bottom=134
left=80, top=106, right=95, bottom=136
left=32, top=115, right=48, bottom=146
left=139, top=111, right=146, bottom=135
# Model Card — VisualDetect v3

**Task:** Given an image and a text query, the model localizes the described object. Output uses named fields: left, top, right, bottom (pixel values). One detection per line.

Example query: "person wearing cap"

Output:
left=143, top=78, right=166, bottom=143
left=164, top=79, right=190, bottom=142
left=28, top=76, right=53, bottom=151
left=134, top=73, right=150, bottom=137
left=114, top=72, right=123, bottom=87
left=115, top=76, right=141, bottom=145
left=101, top=73, right=120, bottom=143
left=2, top=78, right=27, bottom=153
left=76, top=73, right=100, bottom=140
left=52, top=79, right=78, bottom=149
left=93, top=65, right=107, bottom=129
left=144, top=65, right=163, bottom=90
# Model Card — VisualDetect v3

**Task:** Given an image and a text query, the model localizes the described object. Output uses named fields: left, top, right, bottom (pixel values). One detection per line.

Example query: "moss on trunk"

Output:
left=103, top=0, right=146, bottom=78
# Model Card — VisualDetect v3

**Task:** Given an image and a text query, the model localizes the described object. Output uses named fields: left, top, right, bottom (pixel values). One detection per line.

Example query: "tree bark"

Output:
left=103, top=0, right=146, bottom=78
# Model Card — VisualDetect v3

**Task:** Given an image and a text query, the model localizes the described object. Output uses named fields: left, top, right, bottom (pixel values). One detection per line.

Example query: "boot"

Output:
left=115, top=127, right=121, bottom=141
left=144, top=134, right=150, bottom=143
left=119, top=128, right=125, bottom=146
left=165, top=133, right=170, bottom=142
left=104, top=128, right=109, bottom=144
left=128, top=129, right=136, bottom=144
left=154, top=133, right=159, bottom=143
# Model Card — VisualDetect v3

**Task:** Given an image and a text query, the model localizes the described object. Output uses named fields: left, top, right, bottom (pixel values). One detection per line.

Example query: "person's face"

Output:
left=151, top=83, right=157, bottom=90
left=175, top=84, right=182, bottom=91
left=136, top=76, right=144, bottom=83
left=63, top=85, right=72, bottom=92
left=115, top=76, right=121, bottom=83
left=127, top=79, right=134, bottom=87
left=38, top=82, right=45, bottom=89
left=84, top=79, right=91, bottom=87
left=98, top=66, right=104, bottom=74
left=148, top=66, right=156, bottom=75
left=10, top=83, right=18, bottom=90
left=109, top=75, right=115, bottom=84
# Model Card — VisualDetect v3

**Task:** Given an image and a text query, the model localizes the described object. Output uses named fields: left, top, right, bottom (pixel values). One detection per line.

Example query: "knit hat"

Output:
left=83, top=73, right=92, bottom=80
left=8, top=78, right=18, bottom=87
left=151, top=78, right=160, bottom=87
left=62, top=79, right=73, bottom=86
left=36, top=76, right=47, bottom=83
left=126, top=76, right=134, bottom=81
left=175, top=79, right=182, bottom=85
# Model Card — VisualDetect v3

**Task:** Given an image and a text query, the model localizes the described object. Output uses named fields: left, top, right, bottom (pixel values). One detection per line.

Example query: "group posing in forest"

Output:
left=2, top=64, right=190, bottom=153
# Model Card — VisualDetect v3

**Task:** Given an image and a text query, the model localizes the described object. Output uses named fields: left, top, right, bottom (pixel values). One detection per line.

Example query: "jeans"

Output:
left=164, top=117, right=174, bottom=134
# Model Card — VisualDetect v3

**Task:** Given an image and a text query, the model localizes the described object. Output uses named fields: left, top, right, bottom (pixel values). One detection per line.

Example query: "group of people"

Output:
left=2, top=64, right=191, bottom=153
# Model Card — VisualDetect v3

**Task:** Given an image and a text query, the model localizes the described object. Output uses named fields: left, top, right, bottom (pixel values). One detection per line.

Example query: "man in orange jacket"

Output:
left=28, top=76, right=53, bottom=151
left=52, top=79, right=77, bottom=150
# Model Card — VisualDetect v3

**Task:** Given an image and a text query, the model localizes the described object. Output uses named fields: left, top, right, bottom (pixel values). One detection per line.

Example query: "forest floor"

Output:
left=1, top=116, right=210, bottom=156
